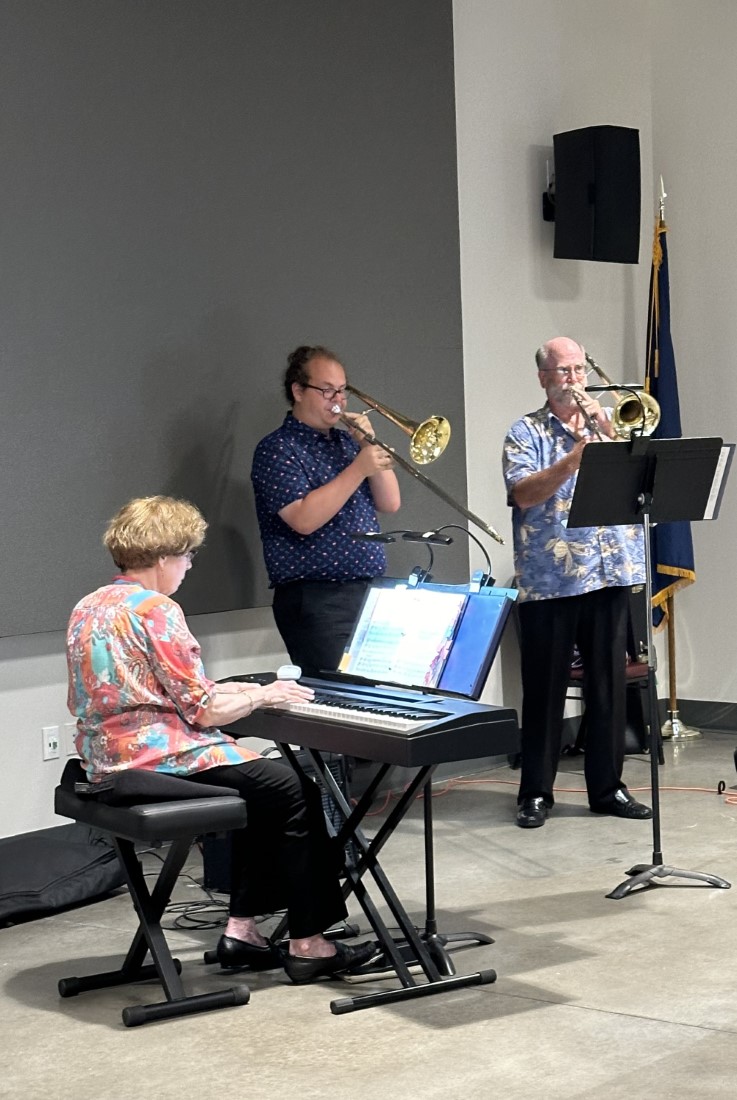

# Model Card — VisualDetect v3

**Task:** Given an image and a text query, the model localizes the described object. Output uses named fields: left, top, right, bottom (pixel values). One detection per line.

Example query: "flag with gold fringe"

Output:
left=645, top=215, right=695, bottom=628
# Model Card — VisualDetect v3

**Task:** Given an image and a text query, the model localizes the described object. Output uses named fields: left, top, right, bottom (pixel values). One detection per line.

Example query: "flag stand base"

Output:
left=661, top=711, right=701, bottom=741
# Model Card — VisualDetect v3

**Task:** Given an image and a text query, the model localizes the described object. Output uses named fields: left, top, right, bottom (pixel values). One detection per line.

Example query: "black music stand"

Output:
left=568, top=435, right=731, bottom=899
left=422, top=782, right=493, bottom=974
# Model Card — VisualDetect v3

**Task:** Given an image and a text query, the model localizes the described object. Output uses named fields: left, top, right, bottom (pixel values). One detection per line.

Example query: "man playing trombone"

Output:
left=251, top=345, right=400, bottom=676
left=502, top=336, right=652, bottom=829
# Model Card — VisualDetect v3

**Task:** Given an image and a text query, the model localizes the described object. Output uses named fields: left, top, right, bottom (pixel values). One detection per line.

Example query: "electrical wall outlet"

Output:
left=42, top=725, right=60, bottom=761
left=63, top=722, right=79, bottom=757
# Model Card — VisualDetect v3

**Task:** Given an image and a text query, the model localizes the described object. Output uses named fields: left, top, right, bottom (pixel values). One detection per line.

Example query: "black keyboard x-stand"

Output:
left=272, top=743, right=496, bottom=1013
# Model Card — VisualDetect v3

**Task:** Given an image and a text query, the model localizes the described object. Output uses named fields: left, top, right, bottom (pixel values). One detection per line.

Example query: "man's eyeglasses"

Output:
left=540, top=364, right=589, bottom=380
left=301, top=383, right=348, bottom=401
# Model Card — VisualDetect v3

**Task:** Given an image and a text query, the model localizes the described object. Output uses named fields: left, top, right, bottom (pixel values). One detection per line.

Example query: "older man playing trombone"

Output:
left=503, top=336, right=652, bottom=829
left=251, top=345, right=400, bottom=677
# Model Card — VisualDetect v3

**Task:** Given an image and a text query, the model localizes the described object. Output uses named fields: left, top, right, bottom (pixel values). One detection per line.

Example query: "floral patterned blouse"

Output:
left=67, top=576, right=258, bottom=782
left=502, top=405, right=645, bottom=602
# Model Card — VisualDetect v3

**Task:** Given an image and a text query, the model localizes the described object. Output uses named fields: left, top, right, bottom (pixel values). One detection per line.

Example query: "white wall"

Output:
left=647, top=0, right=737, bottom=704
left=4, top=0, right=737, bottom=839
left=454, top=0, right=737, bottom=709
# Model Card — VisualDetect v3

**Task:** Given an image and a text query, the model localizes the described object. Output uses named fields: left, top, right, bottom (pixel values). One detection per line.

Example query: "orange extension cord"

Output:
left=362, top=773, right=737, bottom=816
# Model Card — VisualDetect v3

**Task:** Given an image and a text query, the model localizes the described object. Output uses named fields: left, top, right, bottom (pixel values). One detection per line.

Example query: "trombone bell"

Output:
left=584, top=354, right=661, bottom=439
left=346, top=384, right=451, bottom=465
left=409, top=416, right=451, bottom=464
left=611, top=391, right=661, bottom=439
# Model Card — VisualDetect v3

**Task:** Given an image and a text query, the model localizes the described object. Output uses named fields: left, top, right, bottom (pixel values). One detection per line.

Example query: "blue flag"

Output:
left=645, top=217, right=695, bottom=627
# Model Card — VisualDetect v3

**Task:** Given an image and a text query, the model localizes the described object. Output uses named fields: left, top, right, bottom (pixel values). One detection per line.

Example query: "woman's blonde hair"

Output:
left=103, top=496, right=207, bottom=570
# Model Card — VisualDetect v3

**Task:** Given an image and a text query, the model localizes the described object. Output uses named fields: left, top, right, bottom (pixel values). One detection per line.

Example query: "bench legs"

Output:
left=58, top=835, right=250, bottom=1027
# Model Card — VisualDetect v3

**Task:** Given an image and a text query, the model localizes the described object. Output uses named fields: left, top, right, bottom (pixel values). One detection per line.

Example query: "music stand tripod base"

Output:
left=607, top=863, right=731, bottom=900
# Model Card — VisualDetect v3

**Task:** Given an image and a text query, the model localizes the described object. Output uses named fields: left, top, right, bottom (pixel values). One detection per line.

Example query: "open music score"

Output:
left=333, top=578, right=518, bottom=701
left=339, top=586, right=467, bottom=688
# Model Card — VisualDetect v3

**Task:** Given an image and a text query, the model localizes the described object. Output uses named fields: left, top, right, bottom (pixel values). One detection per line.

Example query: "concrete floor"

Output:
left=2, top=732, right=737, bottom=1100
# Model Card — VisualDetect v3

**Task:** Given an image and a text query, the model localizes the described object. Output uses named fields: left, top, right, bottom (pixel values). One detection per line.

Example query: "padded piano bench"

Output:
left=54, top=760, right=250, bottom=1027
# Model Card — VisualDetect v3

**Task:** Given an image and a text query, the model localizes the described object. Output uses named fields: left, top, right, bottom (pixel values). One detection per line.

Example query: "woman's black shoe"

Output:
left=215, top=934, right=284, bottom=971
left=283, top=939, right=379, bottom=984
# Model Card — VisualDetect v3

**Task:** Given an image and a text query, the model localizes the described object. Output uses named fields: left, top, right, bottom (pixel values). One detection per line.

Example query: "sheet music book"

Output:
left=334, top=579, right=517, bottom=700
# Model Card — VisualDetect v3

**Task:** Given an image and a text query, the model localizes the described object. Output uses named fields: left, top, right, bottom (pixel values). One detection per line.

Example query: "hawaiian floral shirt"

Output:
left=502, top=405, right=645, bottom=602
left=67, top=576, right=258, bottom=781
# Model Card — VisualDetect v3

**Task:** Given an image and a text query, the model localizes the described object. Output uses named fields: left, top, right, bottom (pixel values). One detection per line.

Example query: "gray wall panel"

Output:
left=1, top=0, right=467, bottom=635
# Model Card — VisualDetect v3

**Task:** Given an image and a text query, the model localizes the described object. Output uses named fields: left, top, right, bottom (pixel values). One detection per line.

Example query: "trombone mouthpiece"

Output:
left=331, top=404, right=341, bottom=414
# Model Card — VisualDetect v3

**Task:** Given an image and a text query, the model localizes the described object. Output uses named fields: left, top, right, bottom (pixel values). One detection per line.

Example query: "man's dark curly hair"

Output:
left=283, top=345, right=341, bottom=405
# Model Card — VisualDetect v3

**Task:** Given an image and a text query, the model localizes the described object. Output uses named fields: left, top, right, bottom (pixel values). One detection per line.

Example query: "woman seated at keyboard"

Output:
left=66, top=495, right=376, bottom=983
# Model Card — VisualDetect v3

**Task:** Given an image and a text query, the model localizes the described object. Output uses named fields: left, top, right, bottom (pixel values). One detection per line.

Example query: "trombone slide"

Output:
left=337, top=409, right=504, bottom=545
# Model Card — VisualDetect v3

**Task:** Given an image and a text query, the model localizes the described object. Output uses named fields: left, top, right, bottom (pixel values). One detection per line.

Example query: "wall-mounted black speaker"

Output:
left=553, top=125, right=641, bottom=263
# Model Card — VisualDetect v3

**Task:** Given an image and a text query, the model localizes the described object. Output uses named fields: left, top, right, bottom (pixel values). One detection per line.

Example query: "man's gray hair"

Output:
left=534, top=344, right=550, bottom=370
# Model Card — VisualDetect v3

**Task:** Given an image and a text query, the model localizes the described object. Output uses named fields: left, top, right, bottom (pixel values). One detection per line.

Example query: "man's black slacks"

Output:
left=517, top=585, right=630, bottom=807
left=272, top=578, right=370, bottom=677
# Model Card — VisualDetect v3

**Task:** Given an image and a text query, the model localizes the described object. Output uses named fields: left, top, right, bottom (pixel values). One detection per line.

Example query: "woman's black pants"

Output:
left=188, top=756, right=347, bottom=939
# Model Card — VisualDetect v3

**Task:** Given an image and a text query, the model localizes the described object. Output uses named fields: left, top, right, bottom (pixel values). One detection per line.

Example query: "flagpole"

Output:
left=660, top=594, right=701, bottom=741
left=646, top=181, right=698, bottom=741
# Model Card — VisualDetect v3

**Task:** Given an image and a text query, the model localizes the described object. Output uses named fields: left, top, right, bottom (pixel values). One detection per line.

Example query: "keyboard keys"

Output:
left=282, top=697, right=448, bottom=734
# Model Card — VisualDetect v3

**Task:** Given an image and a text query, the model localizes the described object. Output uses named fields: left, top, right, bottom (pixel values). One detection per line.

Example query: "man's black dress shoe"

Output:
left=283, top=939, right=379, bottom=985
left=590, top=788, right=653, bottom=819
left=216, top=934, right=284, bottom=971
left=516, top=797, right=549, bottom=829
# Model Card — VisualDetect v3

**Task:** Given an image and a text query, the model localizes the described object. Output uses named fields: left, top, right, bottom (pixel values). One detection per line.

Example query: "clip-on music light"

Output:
left=352, top=526, right=496, bottom=589
left=350, top=529, right=437, bottom=584
left=413, top=525, right=497, bottom=590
